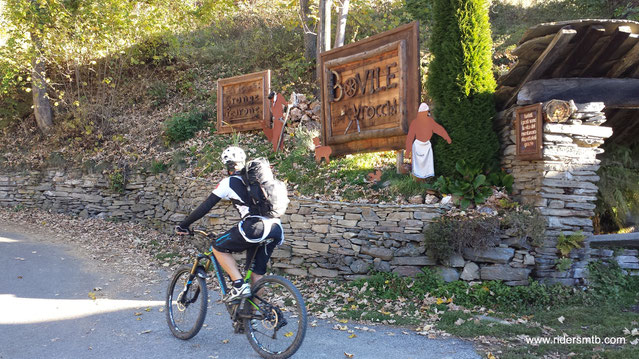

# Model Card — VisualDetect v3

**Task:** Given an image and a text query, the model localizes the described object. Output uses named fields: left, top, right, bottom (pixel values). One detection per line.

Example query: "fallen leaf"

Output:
left=623, top=328, right=631, bottom=335
left=17, top=276, right=22, bottom=279
left=222, top=339, right=229, bottom=344
left=15, top=257, right=25, bottom=261
left=338, top=319, right=348, bottom=323
left=632, top=328, right=639, bottom=336
left=557, top=316, right=565, bottom=324
left=88, top=292, right=96, bottom=300
left=134, top=312, right=143, bottom=316
left=454, top=318, right=466, bottom=326
left=348, top=333, right=356, bottom=339
left=631, top=339, right=638, bottom=346
left=145, top=307, right=151, bottom=312
left=284, top=332, right=294, bottom=337
left=139, top=330, right=152, bottom=334
left=487, top=353, right=496, bottom=359
left=344, top=353, right=354, bottom=358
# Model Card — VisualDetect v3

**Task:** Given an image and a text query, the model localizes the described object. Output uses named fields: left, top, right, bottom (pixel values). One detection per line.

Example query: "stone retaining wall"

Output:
left=1, top=167, right=541, bottom=283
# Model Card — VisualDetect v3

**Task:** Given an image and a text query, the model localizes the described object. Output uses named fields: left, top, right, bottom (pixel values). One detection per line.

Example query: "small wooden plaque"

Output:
left=217, top=70, right=271, bottom=134
left=514, top=103, right=543, bottom=161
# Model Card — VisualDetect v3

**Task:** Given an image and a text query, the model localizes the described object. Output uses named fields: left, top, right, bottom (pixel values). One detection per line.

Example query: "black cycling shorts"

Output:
left=212, top=219, right=282, bottom=275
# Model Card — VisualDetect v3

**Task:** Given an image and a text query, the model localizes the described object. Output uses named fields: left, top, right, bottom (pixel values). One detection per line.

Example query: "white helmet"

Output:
left=221, top=146, right=246, bottom=172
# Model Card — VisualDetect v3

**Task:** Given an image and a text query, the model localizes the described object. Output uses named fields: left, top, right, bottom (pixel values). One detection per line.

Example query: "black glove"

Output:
left=175, top=225, right=192, bottom=235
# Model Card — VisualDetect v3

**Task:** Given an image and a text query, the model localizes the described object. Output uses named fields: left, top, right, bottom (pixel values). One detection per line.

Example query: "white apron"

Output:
left=412, top=139, right=434, bottom=179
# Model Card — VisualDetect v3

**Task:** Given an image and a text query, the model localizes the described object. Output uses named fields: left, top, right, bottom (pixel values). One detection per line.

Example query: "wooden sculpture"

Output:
left=404, top=103, right=452, bottom=179
left=313, top=137, right=332, bottom=164
left=366, top=169, right=383, bottom=183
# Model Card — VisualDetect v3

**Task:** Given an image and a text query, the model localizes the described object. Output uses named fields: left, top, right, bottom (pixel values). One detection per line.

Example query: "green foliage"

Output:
left=500, top=207, right=546, bottom=247
left=418, top=0, right=499, bottom=177
left=430, top=160, right=493, bottom=209
left=587, top=260, right=639, bottom=301
left=556, top=231, right=585, bottom=257
left=108, top=168, right=125, bottom=193
left=423, top=214, right=501, bottom=262
left=555, top=257, right=573, bottom=272
left=487, top=169, right=514, bottom=193
left=150, top=159, right=167, bottom=174
left=164, top=110, right=209, bottom=144
left=595, top=144, right=639, bottom=233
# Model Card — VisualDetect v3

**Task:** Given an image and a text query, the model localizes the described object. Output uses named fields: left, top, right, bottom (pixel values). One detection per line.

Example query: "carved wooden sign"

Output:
left=515, top=103, right=543, bottom=160
left=216, top=70, right=270, bottom=134
left=319, top=22, right=420, bottom=156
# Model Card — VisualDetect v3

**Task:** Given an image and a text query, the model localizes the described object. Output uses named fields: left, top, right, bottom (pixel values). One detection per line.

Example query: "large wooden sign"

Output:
left=515, top=103, right=543, bottom=160
left=216, top=70, right=270, bottom=134
left=319, top=22, right=420, bottom=156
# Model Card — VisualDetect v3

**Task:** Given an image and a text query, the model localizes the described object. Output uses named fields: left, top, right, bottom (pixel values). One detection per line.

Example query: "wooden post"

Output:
left=396, top=150, right=404, bottom=174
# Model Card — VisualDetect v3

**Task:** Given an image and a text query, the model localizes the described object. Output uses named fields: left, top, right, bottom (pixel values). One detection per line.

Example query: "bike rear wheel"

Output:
left=165, top=265, right=208, bottom=340
left=244, top=275, right=307, bottom=359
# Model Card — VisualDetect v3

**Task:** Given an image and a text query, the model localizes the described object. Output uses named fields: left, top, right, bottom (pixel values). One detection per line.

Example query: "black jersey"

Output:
left=212, top=175, right=254, bottom=218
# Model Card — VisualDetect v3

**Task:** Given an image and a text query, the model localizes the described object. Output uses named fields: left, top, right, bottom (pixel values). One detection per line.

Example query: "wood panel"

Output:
left=216, top=70, right=270, bottom=134
left=319, top=22, right=420, bottom=154
left=519, top=19, right=639, bottom=44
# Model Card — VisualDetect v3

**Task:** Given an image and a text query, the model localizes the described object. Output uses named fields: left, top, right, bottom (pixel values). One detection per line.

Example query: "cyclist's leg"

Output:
left=250, top=224, right=282, bottom=285
left=211, top=225, right=252, bottom=281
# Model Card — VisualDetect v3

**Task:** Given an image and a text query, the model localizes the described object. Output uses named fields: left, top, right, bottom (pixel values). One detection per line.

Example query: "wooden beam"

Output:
left=580, top=26, right=632, bottom=76
left=512, top=34, right=555, bottom=64
left=606, top=37, right=639, bottom=77
left=517, top=77, right=639, bottom=108
left=504, top=27, right=577, bottom=109
left=550, top=25, right=605, bottom=78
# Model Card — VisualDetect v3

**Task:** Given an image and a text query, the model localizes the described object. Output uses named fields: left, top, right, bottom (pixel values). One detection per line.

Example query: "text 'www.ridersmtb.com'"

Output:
left=524, top=334, right=626, bottom=345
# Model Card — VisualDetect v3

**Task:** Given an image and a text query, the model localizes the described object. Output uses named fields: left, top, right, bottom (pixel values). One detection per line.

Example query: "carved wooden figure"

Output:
left=367, top=169, right=383, bottom=183
left=268, top=92, right=287, bottom=152
left=313, top=137, right=332, bottom=164
left=404, top=103, right=452, bottom=179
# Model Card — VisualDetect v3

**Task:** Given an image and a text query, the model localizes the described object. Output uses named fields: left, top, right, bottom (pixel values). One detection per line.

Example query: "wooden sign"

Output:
left=319, top=22, right=420, bottom=156
left=216, top=70, right=270, bottom=134
left=515, top=103, right=543, bottom=160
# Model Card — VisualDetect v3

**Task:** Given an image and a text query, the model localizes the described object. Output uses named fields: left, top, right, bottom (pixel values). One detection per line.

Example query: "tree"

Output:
left=299, top=0, right=317, bottom=62
left=334, top=0, right=350, bottom=48
left=409, top=0, right=499, bottom=177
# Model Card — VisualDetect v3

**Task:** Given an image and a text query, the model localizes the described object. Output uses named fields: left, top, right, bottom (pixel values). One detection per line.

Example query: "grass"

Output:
left=296, top=263, right=639, bottom=358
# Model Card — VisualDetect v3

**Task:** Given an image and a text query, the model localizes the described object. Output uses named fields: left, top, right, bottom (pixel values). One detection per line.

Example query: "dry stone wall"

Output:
left=495, top=100, right=639, bottom=284
left=1, top=167, right=540, bottom=283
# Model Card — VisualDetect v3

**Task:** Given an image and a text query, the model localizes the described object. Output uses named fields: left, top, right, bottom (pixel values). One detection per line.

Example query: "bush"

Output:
left=500, top=207, right=546, bottom=247
left=418, top=0, right=500, bottom=176
left=423, top=214, right=500, bottom=262
left=430, top=160, right=493, bottom=209
left=164, top=110, right=209, bottom=144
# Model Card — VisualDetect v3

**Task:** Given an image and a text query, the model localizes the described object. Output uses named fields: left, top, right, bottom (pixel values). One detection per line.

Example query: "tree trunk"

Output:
left=334, top=0, right=349, bottom=48
left=31, top=42, right=54, bottom=134
left=316, top=0, right=332, bottom=87
left=299, top=0, right=316, bottom=62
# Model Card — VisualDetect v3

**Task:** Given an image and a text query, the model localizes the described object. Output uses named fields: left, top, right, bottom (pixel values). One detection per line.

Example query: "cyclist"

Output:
left=175, top=146, right=284, bottom=302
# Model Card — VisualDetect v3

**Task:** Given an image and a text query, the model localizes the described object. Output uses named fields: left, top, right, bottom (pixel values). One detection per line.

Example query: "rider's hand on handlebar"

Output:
left=175, top=225, right=192, bottom=235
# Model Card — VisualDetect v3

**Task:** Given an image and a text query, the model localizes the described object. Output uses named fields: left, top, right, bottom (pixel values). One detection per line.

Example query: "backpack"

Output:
left=243, top=157, right=289, bottom=218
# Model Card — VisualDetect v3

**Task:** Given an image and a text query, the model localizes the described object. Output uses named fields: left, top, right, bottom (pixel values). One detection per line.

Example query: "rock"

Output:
left=285, top=268, right=308, bottom=277
left=436, top=266, right=459, bottom=282
left=391, top=256, right=436, bottom=266
left=374, top=260, right=391, bottom=273
left=524, top=254, right=536, bottom=266
left=442, top=253, right=465, bottom=268
left=393, top=243, right=424, bottom=257
left=408, top=195, right=423, bottom=204
left=460, top=262, right=480, bottom=281
left=441, top=196, right=453, bottom=205
left=309, top=267, right=339, bottom=277
left=360, top=246, right=393, bottom=261
left=392, top=266, right=422, bottom=277
left=350, top=259, right=370, bottom=274
left=424, top=194, right=439, bottom=204
left=480, top=265, right=531, bottom=281
left=462, top=247, right=515, bottom=264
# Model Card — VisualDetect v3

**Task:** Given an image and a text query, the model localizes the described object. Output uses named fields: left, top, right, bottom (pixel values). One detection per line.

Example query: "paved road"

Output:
left=0, top=226, right=480, bottom=359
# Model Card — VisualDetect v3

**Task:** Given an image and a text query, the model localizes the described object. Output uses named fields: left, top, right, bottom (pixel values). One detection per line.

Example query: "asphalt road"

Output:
left=0, top=225, right=481, bottom=359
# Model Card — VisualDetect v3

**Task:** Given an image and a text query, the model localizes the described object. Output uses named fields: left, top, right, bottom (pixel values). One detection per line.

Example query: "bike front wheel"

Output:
left=244, top=275, right=307, bottom=359
left=165, top=265, right=208, bottom=340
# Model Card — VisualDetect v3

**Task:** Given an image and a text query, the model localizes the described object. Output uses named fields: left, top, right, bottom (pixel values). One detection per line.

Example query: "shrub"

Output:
left=430, top=160, right=493, bottom=209
left=500, top=207, right=546, bottom=247
left=556, top=231, right=585, bottom=257
left=164, top=110, right=209, bottom=144
left=419, top=0, right=500, bottom=176
left=108, top=168, right=126, bottom=193
left=423, top=213, right=500, bottom=262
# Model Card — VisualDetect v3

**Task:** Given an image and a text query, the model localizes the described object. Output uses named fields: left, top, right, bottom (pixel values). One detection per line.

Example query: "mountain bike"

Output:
left=165, top=229, right=307, bottom=359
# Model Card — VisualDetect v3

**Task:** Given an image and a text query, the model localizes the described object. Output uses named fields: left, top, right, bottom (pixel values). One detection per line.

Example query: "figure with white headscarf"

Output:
left=405, top=103, right=452, bottom=179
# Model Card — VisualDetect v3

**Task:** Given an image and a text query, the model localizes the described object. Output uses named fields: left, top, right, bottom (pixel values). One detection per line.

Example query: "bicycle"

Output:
left=165, top=229, right=307, bottom=359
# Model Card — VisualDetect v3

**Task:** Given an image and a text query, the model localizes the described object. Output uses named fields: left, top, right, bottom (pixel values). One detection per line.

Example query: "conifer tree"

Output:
left=408, top=0, right=499, bottom=176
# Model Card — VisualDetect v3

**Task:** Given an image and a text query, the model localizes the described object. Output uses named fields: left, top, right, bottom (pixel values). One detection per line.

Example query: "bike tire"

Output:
left=165, top=265, right=208, bottom=340
left=244, top=275, right=307, bottom=359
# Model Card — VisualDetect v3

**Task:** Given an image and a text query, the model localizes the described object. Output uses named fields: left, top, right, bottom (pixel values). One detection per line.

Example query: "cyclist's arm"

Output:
left=179, top=193, right=221, bottom=229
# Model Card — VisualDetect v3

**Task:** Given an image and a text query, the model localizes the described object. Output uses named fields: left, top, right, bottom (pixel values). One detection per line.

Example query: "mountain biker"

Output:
left=174, top=146, right=284, bottom=302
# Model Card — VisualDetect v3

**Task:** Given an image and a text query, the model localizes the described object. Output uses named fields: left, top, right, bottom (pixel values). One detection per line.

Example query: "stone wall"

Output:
left=495, top=101, right=627, bottom=284
left=1, top=167, right=540, bottom=283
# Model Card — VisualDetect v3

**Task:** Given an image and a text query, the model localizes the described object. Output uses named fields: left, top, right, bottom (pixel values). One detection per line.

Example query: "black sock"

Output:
left=232, top=279, right=244, bottom=288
